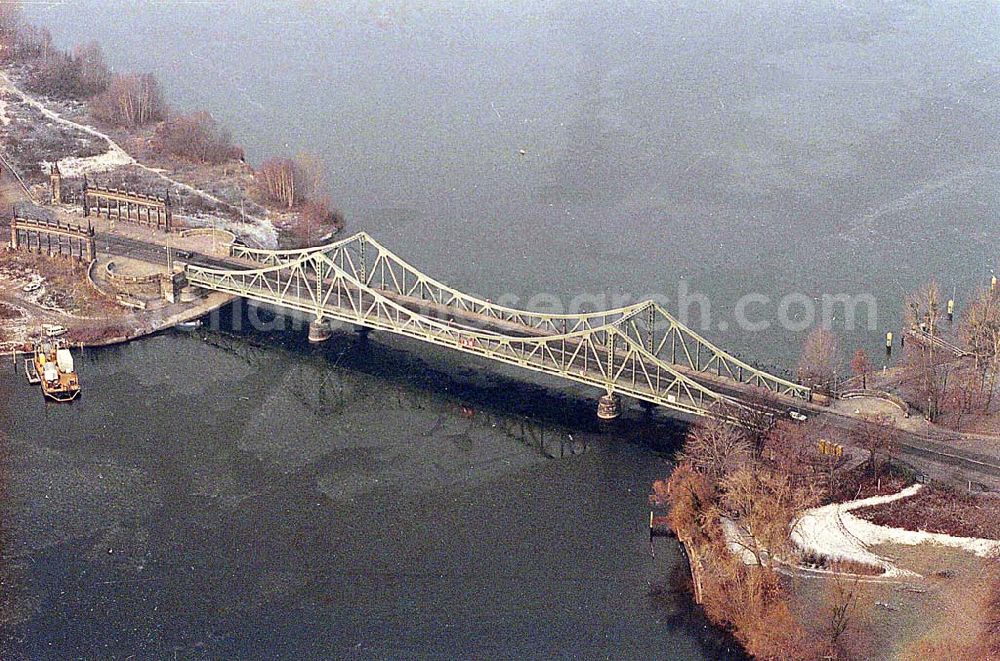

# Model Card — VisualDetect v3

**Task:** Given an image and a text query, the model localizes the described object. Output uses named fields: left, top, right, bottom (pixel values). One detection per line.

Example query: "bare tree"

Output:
left=899, top=342, right=954, bottom=421
left=798, top=328, right=839, bottom=391
left=726, top=388, right=779, bottom=460
left=719, top=466, right=819, bottom=568
left=253, top=153, right=330, bottom=211
left=852, top=412, right=896, bottom=478
left=960, top=285, right=1000, bottom=412
left=942, top=366, right=986, bottom=430
left=701, top=534, right=815, bottom=659
left=0, top=3, right=23, bottom=59
left=822, top=566, right=870, bottom=659
left=850, top=348, right=874, bottom=389
left=11, top=23, right=52, bottom=62
left=72, top=41, right=110, bottom=96
left=762, top=419, right=831, bottom=493
left=293, top=151, right=326, bottom=201
left=905, top=279, right=943, bottom=335
left=90, top=73, right=167, bottom=128
left=678, top=416, right=752, bottom=485
left=254, top=157, right=299, bottom=209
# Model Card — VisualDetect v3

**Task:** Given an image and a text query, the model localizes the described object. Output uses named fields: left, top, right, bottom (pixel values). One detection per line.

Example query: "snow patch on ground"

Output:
left=52, top=149, right=135, bottom=177
left=791, top=485, right=1000, bottom=577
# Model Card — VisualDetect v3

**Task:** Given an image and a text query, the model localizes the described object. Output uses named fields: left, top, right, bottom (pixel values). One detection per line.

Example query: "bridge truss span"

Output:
left=194, top=232, right=809, bottom=418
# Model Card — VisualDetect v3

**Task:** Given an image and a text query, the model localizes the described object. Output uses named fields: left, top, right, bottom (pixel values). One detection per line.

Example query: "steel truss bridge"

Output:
left=185, top=232, right=810, bottom=419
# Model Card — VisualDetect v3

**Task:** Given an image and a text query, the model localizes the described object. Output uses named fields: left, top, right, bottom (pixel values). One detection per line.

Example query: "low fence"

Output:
left=905, top=328, right=970, bottom=358
left=838, top=389, right=910, bottom=417
left=177, top=227, right=236, bottom=245
left=105, top=261, right=162, bottom=286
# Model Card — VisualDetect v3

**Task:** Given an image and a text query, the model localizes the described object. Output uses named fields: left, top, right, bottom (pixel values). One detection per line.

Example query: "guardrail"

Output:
left=905, top=328, right=970, bottom=358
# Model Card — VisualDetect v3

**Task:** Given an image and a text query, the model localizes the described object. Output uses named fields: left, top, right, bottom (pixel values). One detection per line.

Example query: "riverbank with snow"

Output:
left=0, top=70, right=280, bottom=249
left=791, top=484, right=1000, bottom=577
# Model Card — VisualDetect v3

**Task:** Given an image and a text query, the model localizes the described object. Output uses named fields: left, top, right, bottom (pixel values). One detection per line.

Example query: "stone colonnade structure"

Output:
left=9, top=210, right=95, bottom=261
left=82, top=180, right=172, bottom=232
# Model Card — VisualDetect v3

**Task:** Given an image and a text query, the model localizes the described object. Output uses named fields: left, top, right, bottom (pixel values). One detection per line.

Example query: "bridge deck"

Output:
left=186, top=242, right=808, bottom=419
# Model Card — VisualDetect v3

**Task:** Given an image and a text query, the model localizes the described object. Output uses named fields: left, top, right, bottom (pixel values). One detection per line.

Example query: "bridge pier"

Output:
left=597, top=393, right=622, bottom=420
left=308, top=318, right=333, bottom=343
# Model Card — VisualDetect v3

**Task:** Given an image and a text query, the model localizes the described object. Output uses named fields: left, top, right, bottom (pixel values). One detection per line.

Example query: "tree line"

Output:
left=794, top=276, right=1000, bottom=428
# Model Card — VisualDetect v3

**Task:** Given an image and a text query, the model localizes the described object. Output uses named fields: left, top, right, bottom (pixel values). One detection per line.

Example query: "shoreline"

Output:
left=4, top=291, right=236, bottom=356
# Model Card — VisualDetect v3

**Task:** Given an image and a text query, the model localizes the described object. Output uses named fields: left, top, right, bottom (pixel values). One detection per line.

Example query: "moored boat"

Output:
left=30, top=343, right=81, bottom=402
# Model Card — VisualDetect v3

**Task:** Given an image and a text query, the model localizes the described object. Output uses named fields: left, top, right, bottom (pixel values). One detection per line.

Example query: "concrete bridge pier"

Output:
left=309, top=318, right=333, bottom=342
left=597, top=392, right=622, bottom=420
left=308, top=318, right=333, bottom=343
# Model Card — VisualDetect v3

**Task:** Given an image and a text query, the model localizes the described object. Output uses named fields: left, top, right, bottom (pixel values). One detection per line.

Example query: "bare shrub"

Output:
left=658, top=461, right=717, bottom=547
left=154, top=111, right=243, bottom=164
left=288, top=196, right=345, bottom=247
left=66, top=322, right=132, bottom=344
left=855, top=486, right=1000, bottom=539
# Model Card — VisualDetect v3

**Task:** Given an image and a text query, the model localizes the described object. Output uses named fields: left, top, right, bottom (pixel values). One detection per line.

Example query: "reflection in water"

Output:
left=0, top=311, right=741, bottom=658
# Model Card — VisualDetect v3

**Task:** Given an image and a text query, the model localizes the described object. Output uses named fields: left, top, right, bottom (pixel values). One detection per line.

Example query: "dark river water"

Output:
left=1, top=318, right=739, bottom=659
left=6, top=1, right=1000, bottom=657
